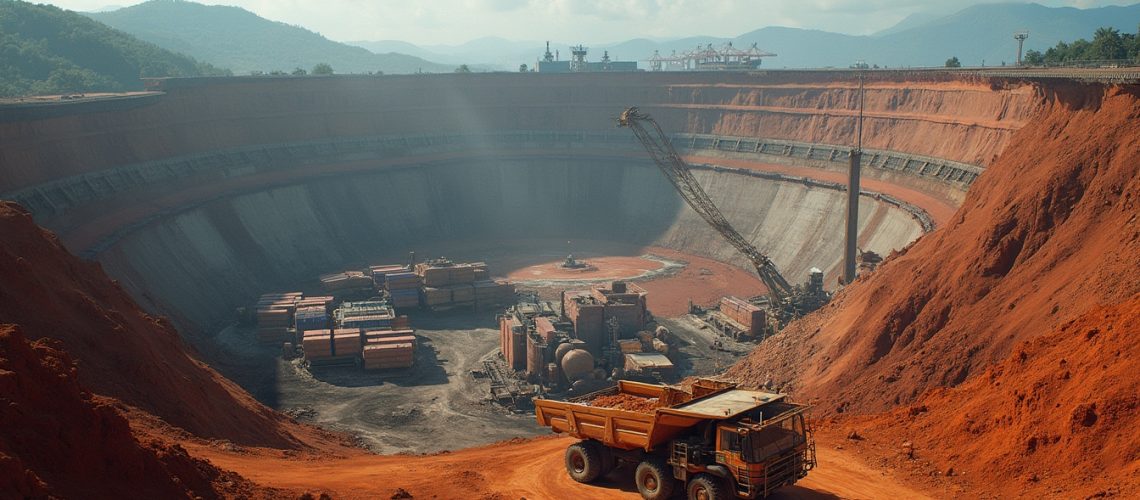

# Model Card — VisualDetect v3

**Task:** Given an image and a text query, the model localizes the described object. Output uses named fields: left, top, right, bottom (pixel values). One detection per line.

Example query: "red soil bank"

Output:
left=727, top=83, right=1140, bottom=496
left=0, top=202, right=299, bottom=449
left=0, top=325, right=253, bottom=499
left=846, top=296, right=1140, bottom=499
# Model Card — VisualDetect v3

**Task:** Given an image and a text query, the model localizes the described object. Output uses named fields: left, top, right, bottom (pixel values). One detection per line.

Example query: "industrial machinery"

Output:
left=535, top=379, right=815, bottom=499
left=618, top=107, right=830, bottom=326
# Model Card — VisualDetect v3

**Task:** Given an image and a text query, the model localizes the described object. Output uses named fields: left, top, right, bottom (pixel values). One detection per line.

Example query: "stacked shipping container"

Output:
left=372, top=264, right=420, bottom=309
left=255, top=292, right=302, bottom=344
left=294, top=305, right=329, bottom=333
left=719, top=296, right=765, bottom=337
left=417, top=260, right=514, bottom=310
left=301, top=329, right=333, bottom=359
left=362, top=329, right=416, bottom=370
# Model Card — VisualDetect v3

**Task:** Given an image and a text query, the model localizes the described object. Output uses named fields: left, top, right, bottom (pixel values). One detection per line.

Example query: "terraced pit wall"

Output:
left=0, top=72, right=1038, bottom=332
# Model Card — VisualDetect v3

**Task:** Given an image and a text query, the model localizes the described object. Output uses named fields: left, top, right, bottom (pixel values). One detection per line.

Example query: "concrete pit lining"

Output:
left=92, top=157, right=926, bottom=333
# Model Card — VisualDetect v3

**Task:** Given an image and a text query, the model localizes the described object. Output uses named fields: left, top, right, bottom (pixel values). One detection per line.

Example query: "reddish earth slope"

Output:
left=728, top=83, right=1140, bottom=494
left=846, top=296, right=1140, bottom=498
left=0, top=202, right=299, bottom=448
left=0, top=324, right=253, bottom=499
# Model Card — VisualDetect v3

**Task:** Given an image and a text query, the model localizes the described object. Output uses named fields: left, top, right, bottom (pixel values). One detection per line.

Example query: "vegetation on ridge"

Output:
left=1025, top=25, right=1140, bottom=65
left=0, top=0, right=228, bottom=98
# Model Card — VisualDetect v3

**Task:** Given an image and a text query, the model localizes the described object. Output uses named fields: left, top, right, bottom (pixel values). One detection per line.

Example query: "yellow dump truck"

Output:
left=534, top=379, right=815, bottom=500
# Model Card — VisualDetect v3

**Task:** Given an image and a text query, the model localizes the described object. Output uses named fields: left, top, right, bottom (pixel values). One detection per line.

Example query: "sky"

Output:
left=41, top=0, right=1139, bottom=46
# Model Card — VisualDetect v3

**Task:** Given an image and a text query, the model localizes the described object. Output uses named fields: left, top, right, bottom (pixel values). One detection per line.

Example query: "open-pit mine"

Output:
left=1, top=69, right=1137, bottom=499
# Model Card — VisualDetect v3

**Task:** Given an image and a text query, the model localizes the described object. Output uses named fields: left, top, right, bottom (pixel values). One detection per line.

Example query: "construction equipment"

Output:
left=535, top=379, right=815, bottom=499
left=618, top=107, right=829, bottom=326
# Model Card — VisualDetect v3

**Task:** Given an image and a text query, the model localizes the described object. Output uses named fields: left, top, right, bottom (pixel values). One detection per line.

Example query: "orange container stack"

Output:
left=447, top=283, right=475, bottom=306
left=364, top=328, right=415, bottom=343
left=332, top=327, right=362, bottom=356
left=415, top=259, right=514, bottom=310
left=255, top=292, right=302, bottom=344
left=719, top=296, right=765, bottom=337
left=420, top=286, right=452, bottom=307
left=362, top=343, right=414, bottom=370
left=362, top=329, right=416, bottom=370
left=301, top=330, right=333, bottom=359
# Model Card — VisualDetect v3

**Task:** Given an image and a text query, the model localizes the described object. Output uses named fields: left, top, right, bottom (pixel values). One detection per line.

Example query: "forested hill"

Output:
left=89, top=0, right=450, bottom=75
left=0, top=1, right=229, bottom=98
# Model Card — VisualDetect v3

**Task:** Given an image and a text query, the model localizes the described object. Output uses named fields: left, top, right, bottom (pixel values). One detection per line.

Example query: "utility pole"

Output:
left=844, top=69, right=864, bottom=285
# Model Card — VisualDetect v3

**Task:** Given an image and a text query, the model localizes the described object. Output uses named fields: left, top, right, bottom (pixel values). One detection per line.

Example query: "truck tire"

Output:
left=564, top=441, right=604, bottom=483
left=599, top=446, right=617, bottom=476
left=687, top=473, right=728, bottom=500
left=634, top=458, right=675, bottom=500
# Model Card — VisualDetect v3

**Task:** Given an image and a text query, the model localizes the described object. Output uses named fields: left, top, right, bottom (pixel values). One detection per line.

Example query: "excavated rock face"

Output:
left=728, top=82, right=1140, bottom=497
left=0, top=201, right=299, bottom=448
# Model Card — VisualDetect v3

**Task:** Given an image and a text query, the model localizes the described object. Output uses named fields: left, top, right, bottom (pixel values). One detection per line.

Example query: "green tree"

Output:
left=0, top=1, right=227, bottom=97
left=311, top=62, right=333, bottom=75
left=944, top=56, right=961, bottom=68
left=1023, top=49, right=1044, bottom=65
left=454, top=64, right=471, bottom=73
left=291, top=67, right=307, bottom=76
left=1089, top=27, right=1126, bottom=60
left=518, top=63, right=528, bottom=72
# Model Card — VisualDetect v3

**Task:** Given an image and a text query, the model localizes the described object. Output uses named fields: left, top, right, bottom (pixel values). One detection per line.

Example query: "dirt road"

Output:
left=190, top=432, right=931, bottom=499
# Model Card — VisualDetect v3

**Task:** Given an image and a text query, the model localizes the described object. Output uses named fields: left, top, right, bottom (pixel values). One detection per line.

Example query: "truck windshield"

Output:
left=742, top=414, right=805, bottom=463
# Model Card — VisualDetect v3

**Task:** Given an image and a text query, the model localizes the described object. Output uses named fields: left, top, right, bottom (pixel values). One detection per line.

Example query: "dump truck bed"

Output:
left=534, top=380, right=783, bottom=451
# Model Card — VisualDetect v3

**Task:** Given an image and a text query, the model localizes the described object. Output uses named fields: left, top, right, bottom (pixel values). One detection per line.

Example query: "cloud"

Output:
left=37, top=0, right=1140, bottom=45
left=465, top=0, right=531, bottom=13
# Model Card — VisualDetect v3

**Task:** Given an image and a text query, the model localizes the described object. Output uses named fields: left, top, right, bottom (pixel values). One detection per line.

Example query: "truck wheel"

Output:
left=564, top=441, right=603, bottom=483
left=634, top=459, right=675, bottom=500
left=687, top=473, right=728, bottom=500
left=599, top=446, right=617, bottom=476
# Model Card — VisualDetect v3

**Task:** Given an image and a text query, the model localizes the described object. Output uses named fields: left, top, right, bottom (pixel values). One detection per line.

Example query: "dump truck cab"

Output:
left=705, top=403, right=813, bottom=498
left=535, top=380, right=815, bottom=499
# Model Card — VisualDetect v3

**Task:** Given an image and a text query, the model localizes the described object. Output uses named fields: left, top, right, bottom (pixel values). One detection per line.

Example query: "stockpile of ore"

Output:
left=589, top=393, right=659, bottom=413
left=372, top=264, right=420, bottom=309
left=256, top=292, right=302, bottom=344
left=362, top=329, right=416, bottom=370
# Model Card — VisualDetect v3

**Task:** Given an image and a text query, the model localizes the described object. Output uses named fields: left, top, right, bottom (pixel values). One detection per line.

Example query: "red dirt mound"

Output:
left=728, top=83, right=1140, bottom=415
left=844, top=295, right=1140, bottom=498
left=0, top=324, right=255, bottom=499
left=0, top=202, right=299, bottom=448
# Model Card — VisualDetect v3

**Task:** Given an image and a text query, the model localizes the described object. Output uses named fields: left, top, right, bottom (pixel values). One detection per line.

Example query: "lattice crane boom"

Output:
left=617, top=107, right=795, bottom=302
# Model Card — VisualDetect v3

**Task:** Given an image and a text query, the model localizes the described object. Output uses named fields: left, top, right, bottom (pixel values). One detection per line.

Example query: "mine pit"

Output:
left=5, top=65, right=1135, bottom=499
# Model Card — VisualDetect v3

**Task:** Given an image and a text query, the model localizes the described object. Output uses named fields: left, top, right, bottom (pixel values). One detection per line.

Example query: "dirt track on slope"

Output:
left=186, top=430, right=933, bottom=500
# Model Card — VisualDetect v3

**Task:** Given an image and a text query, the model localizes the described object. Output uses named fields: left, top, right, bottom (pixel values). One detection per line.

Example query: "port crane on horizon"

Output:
left=617, top=106, right=829, bottom=326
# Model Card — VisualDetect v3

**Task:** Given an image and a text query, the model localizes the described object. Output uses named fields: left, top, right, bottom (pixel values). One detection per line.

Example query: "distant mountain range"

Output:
left=0, top=1, right=226, bottom=97
left=87, top=0, right=451, bottom=75
left=351, top=2, right=1140, bottom=70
